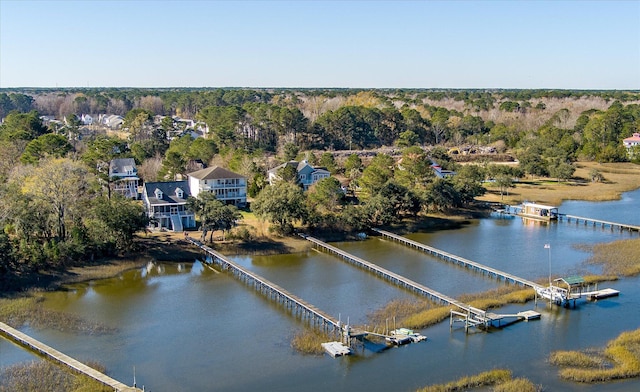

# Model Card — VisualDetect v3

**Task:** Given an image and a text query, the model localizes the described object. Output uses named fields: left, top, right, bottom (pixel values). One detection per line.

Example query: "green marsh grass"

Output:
left=0, top=360, right=111, bottom=392
left=584, top=238, right=640, bottom=277
left=0, top=295, right=115, bottom=334
left=416, top=369, right=512, bottom=392
left=550, top=328, right=640, bottom=383
left=492, top=377, right=539, bottom=392
left=291, top=329, right=333, bottom=355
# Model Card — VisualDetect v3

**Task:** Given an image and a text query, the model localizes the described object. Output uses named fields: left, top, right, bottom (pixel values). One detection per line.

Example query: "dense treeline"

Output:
left=1, top=88, right=639, bottom=282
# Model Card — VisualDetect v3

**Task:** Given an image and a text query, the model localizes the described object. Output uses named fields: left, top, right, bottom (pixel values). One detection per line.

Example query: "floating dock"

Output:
left=321, top=341, right=351, bottom=357
left=0, top=321, right=141, bottom=392
left=585, top=288, right=620, bottom=300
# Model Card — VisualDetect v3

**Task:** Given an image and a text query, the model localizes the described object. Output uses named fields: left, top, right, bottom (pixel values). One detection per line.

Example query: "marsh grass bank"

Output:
left=368, top=286, right=537, bottom=331
left=578, top=238, right=640, bottom=277
left=550, top=328, right=640, bottom=383
left=291, top=329, right=334, bottom=355
left=479, top=162, right=640, bottom=206
left=416, top=369, right=539, bottom=392
left=0, top=360, right=111, bottom=392
left=0, top=296, right=115, bottom=335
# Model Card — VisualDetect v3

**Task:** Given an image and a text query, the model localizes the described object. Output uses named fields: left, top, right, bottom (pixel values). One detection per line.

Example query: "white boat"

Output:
left=536, top=285, right=569, bottom=306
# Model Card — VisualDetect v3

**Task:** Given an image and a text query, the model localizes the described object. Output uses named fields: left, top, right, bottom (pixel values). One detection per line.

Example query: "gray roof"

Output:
left=144, top=181, right=190, bottom=205
left=268, top=160, right=329, bottom=175
left=109, top=158, right=137, bottom=177
left=188, top=166, right=245, bottom=180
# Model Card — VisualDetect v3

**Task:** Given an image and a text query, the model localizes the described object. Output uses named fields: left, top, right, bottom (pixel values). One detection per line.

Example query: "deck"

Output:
left=0, top=321, right=141, bottom=392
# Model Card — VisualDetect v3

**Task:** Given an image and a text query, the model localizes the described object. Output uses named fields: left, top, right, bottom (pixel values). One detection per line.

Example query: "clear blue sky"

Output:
left=1, top=0, right=638, bottom=89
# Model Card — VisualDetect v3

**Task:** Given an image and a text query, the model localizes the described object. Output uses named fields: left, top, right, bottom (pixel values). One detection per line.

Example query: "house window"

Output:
left=154, top=189, right=163, bottom=199
left=175, top=188, right=184, bottom=199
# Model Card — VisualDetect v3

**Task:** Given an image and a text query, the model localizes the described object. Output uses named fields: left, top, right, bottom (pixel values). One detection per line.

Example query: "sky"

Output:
left=1, top=0, right=639, bottom=89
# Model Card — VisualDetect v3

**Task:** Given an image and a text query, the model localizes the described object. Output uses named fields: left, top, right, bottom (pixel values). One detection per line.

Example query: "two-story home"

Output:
left=109, top=158, right=139, bottom=199
left=187, top=166, right=247, bottom=206
left=267, top=160, right=330, bottom=190
left=143, top=181, right=195, bottom=232
left=623, top=133, right=640, bottom=158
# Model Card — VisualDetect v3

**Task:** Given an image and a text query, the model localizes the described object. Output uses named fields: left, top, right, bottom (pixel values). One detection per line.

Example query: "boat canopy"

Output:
left=554, top=276, right=586, bottom=287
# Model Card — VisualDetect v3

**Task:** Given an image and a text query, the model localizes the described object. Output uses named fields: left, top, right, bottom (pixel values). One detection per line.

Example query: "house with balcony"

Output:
left=623, top=133, right=640, bottom=158
left=142, top=181, right=195, bottom=232
left=267, top=160, right=330, bottom=190
left=187, top=166, right=247, bottom=207
left=109, top=158, right=139, bottom=199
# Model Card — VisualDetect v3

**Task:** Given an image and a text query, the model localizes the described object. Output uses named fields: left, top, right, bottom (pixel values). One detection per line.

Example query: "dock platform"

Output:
left=585, top=288, right=620, bottom=300
left=321, top=341, right=351, bottom=357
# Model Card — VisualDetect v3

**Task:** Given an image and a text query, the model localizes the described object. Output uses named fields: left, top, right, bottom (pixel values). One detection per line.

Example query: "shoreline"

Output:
left=478, top=162, right=640, bottom=206
left=2, top=162, right=638, bottom=295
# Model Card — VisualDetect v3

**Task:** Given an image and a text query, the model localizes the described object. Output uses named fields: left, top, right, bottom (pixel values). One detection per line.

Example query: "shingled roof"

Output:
left=188, top=166, right=245, bottom=180
left=144, top=181, right=190, bottom=205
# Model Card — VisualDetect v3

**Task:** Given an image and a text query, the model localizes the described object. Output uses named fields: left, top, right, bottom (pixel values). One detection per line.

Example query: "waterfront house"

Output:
left=267, top=160, right=330, bottom=190
left=109, top=158, right=139, bottom=199
left=143, top=181, right=195, bottom=232
left=187, top=166, right=247, bottom=207
left=623, top=132, right=640, bottom=158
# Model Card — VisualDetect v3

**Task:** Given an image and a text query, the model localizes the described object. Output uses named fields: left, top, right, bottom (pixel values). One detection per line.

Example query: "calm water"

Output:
left=2, top=189, right=640, bottom=391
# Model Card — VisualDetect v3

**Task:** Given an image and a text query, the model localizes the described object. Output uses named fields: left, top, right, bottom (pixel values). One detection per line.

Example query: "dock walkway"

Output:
left=187, top=238, right=340, bottom=332
left=560, top=214, right=640, bottom=232
left=299, top=234, right=492, bottom=324
left=496, top=206, right=639, bottom=233
left=372, top=228, right=543, bottom=291
left=0, top=321, right=141, bottom=392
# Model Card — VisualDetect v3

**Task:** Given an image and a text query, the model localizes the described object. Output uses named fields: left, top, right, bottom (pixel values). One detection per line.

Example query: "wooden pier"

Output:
left=372, top=228, right=543, bottom=291
left=299, top=234, right=496, bottom=327
left=187, top=238, right=341, bottom=334
left=0, top=321, right=141, bottom=392
left=559, top=214, right=640, bottom=232
left=495, top=206, right=639, bottom=233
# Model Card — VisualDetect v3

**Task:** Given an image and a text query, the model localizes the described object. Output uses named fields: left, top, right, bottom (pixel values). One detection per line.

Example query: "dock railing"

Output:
left=372, top=228, right=543, bottom=290
left=299, top=234, right=491, bottom=324
left=186, top=237, right=341, bottom=334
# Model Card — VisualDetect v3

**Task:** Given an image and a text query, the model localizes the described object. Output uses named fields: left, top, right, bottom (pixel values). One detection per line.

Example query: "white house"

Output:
left=267, top=160, right=330, bottom=190
left=187, top=166, right=247, bottom=206
left=623, top=133, right=640, bottom=158
left=143, top=181, right=195, bottom=232
left=80, top=114, right=93, bottom=125
left=99, top=114, right=124, bottom=129
left=109, top=158, right=139, bottom=199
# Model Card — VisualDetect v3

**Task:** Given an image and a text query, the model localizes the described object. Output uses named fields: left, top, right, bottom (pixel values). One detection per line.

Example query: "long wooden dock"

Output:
left=187, top=238, right=340, bottom=333
left=372, top=228, right=543, bottom=291
left=559, top=214, right=640, bottom=232
left=299, top=234, right=493, bottom=325
left=496, top=206, right=639, bottom=233
left=0, top=321, right=141, bottom=392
